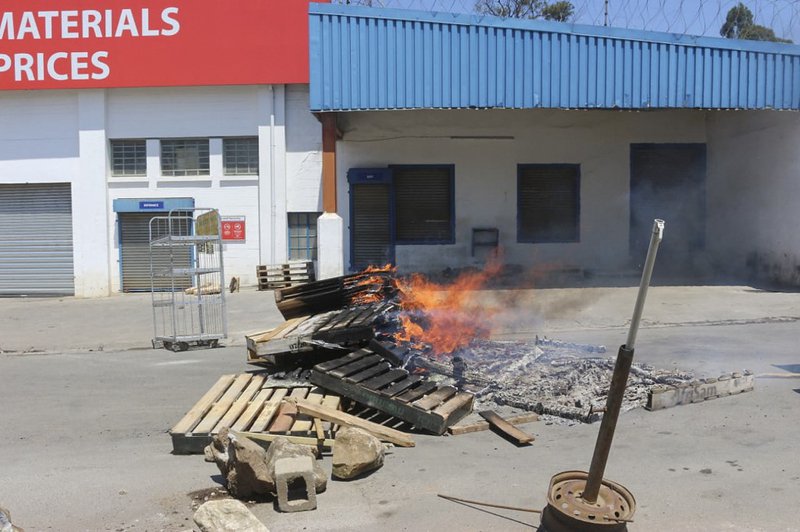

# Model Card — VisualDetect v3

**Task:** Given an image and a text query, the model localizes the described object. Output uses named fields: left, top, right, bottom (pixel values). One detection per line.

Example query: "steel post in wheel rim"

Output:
left=540, top=471, right=635, bottom=531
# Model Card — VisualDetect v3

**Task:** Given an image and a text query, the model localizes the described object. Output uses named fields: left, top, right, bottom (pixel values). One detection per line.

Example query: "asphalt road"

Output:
left=1, top=288, right=799, bottom=531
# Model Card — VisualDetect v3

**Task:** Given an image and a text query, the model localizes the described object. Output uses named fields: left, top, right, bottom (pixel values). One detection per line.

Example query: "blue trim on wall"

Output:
left=309, top=4, right=800, bottom=111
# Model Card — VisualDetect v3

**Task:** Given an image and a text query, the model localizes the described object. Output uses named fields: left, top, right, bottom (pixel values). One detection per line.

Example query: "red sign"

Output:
left=221, top=217, right=245, bottom=241
left=0, top=1, right=324, bottom=90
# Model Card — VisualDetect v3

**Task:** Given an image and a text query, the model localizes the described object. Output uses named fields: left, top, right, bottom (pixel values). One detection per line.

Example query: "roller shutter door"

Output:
left=518, top=165, right=580, bottom=243
left=393, top=167, right=453, bottom=242
left=351, top=183, right=392, bottom=269
left=0, top=183, right=74, bottom=296
left=118, top=213, right=191, bottom=292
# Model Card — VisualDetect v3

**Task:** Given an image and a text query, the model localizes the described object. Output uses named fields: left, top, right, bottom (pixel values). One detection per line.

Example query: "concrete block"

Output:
left=274, top=456, right=317, bottom=512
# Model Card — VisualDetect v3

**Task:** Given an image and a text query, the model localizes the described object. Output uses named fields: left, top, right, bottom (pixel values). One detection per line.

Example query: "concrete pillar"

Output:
left=317, top=113, right=345, bottom=278
left=73, top=90, right=111, bottom=297
left=317, top=212, right=344, bottom=278
left=257, top=85, right=288, bottom=265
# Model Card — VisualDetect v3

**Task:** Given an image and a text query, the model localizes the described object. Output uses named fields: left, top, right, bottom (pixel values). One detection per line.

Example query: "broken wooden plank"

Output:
left=432, top=392, right=475, bottom=422
left=289, top=397, right=415, bottom=447
left=311, top=368, right=470, bottom=434
left=329, top=354, right=382, bottom=379
left=213, top=374, right=267, bottom=432
left=380, top=375, right=424, bottom=397
left=193, top=374, right=254, bottom=434
left=645, top=373, right=755, bottom=411
left=171, top=374, right=236, bottom=434
left=412, top=386, right=457, bottom=411
left=232, top=430, right=335, bottom=449
left=250, top=388, right=290, bottom=432
left=448, top=412, right=540, bottom=436
left=345, top=361, right=391, bottom=384
left=314, top=349, right=371, bottom=372
left=290, top=389, right=325, bottom=433
left=478, top=410, right=535, bottom=444
left=232, top=388, right=275, bottom=432
left=360, top=368, right=408, bottom=391
left=395, top=381, right=438, bottom=403
left=268, top=388, right=309, bottom=432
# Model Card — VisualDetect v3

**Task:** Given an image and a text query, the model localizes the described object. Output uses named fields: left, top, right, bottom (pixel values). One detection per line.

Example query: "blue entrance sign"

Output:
left=139, top=201, right=165, bottom=210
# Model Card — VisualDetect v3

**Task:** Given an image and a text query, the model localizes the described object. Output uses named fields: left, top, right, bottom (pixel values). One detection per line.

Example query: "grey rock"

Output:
left=204, top=429, right=274, bottom=498
left=193, top=500, right=269, bottom=532
left=0, top=505, right=23, bottom=532
left=204, top=431, right=327, bottom=499
left=265, top=437, right=327, bottom=494
left=332, top=426, right=385, bottom=480
left=226, top=434, right=275, bottom=498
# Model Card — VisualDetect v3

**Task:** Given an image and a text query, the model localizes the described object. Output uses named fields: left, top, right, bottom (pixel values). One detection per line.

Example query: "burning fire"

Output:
left=393, top=259, right=503, bottom=356
left=350, top=264, right=397, bottom=305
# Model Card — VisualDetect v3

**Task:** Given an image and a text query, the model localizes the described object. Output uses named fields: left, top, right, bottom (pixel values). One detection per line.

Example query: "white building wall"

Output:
left=286, top=85, right=323, bottom=213
left=0, top=91, right=80, bottom=182
left=0, top=84, right=322, bottom=296
left=707, top=111, right=800, bottom=286
left=106, top=85, right=270, bottom=290
left=337, top=108, right=707, bottom=274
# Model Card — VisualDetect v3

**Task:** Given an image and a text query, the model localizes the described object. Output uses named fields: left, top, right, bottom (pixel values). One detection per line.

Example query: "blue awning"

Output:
left=309, top=4, right=800, bottom=111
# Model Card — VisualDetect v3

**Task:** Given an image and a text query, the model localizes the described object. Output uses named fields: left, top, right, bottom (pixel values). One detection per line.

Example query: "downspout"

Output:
left=270, top=86, right=277, bottom=262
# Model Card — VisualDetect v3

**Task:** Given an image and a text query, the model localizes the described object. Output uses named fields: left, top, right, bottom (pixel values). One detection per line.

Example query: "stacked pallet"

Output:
left=246, top=302, right=393, bottom=366
left=169, top=373, right=342, bottom=454
left=256, top=261, right=315, bottom=290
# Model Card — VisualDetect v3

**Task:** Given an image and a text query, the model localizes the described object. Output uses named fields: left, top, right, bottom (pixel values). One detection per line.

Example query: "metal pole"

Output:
left=582, top=219, right=664, bottom=503
left=626, top=220, right=664, bottom=351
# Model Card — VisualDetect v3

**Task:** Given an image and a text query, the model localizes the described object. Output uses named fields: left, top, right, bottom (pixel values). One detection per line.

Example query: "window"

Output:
left=160, top=139, right=209, bottom=177
left=110, top=139, right=146, bottom=177
left=288, top=212, right=321, bottom=261
left=518, top=164, right=580, bottom=243
left=392, top=165, right=454, bottom=243
left=223, top=137, right=259, bottom=176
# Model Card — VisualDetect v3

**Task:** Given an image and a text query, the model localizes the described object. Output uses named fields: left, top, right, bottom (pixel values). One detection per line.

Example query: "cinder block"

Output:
left=274, top=456, right=317, bottom=512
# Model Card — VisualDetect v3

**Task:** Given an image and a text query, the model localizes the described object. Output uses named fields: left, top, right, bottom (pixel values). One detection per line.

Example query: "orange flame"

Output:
left=350, top=264, right=397, bottom=305
left=393, top=258, right=502, bottom=356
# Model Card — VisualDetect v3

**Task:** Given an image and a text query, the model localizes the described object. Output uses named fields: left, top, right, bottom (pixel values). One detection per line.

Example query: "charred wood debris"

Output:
left=252, top=268, right=701, bottom=427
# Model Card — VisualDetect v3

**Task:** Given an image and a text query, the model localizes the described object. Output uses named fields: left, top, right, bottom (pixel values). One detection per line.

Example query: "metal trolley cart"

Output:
left=149, top=208, right=228, bottom=351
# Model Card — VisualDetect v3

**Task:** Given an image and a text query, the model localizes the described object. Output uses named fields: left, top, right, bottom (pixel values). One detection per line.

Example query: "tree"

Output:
left=542, top=1, right=574, bottom=22
left=475, top=0, right=575, bottom=22
left=720, top=3, right=792, bottom=43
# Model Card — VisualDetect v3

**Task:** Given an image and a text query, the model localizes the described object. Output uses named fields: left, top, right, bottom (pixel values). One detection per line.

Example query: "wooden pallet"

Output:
left=169, top=373, right=341, bottom=454
left=257, top=261, right=315, bottom=290
left=646, top=372, right=754, bottom=411
left=310, top=349, right=474, bottom=435
left=246, top=302, right=391, bottom=365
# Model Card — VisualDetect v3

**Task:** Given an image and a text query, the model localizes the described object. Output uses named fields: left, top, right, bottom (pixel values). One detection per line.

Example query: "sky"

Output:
left=357, top=0, right=799, bottom=43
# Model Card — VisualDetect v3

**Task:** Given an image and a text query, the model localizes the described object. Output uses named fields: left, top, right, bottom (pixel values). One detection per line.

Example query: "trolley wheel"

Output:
left=163, top=341, right=173, bottom=351
left=177, top=342, right=189, bottom=352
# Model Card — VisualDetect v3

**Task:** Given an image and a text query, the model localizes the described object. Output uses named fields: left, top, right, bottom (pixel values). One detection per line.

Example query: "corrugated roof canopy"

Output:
left=309, top=4, right=800, bottom=111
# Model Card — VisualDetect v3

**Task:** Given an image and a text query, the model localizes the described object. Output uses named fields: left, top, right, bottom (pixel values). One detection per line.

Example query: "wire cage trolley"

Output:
left=149, top=208, right=228, bottom=351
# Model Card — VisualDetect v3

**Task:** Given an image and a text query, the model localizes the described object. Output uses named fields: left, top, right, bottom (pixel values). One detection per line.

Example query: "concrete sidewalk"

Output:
left=0, top=287, right=285, bottom=354
left=2, top=285, right=798, bottom=354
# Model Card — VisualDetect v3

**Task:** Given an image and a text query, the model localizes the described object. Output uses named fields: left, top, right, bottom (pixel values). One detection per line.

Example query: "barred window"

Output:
left=517, top=164, right=580, bottom=243
left=288, top=212, right=321, bottom=261
left=161, top=139, right=210, bottom=177
left=223, top=137, right=259, bottom=176
left=110, top=139, right=146, bottom=177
